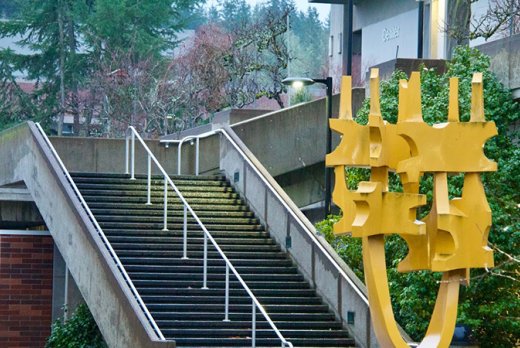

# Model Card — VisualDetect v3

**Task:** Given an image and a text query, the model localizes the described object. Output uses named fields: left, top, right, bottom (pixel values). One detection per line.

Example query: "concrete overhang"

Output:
left=309, top=0, right=363, bottom=4
left=0, top=188, right=33, bottom=202
left=309, top=0, right=346, bottom=4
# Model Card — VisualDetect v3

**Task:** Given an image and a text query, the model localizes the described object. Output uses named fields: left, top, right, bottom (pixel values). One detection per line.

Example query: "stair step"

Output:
left=83, top=195, right=245, bottom=205
left=162, top=329, right=348, bottom=339
left=125, top=265, right=297, bottom=274
left=113, top=244, right=280, bottom=253
left=73, top=177, right=231, bottom=189
left=148, top=304, right=328, bottom=314
left=134, top=280, right=310, bottom=289
left=129, top=273, right=304, bottom=282
left=109, top=236, right=276, bottom=246
left=165, top=337, right=355, bottom=347
left=151, top=312, right=336, bottom=322
left=90, top=208, right=255, bottom=218
left=141, top=296, right=321, bottom=305
left=98, top=222, right=263, bottom=231
left=156, top=320, right=342, bottom=330
left=115, top=250, right=287, bottom=259
left=79, top=189, right=241, bottom=199
left=120, top=258, right=293, bottom=267
left=87, top=202, right=250, bottom=212
left=70, top=172, right=225, bottom=182
left=95, top=215, right=260, bottom=225
left=75, top=182, right=235, bottom=193
left=137, top=288, right=317, bottom=298
left=104, top=229, right=270, bottom=238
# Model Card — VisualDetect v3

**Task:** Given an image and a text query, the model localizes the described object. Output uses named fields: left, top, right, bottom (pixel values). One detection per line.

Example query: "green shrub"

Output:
left=46, top=304, right=107, bottom=348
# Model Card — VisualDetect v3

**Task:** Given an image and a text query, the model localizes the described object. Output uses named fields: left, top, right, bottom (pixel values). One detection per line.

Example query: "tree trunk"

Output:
left=274, top=93, right=284, bottom=109
left=67, top=4, right=80, bottom=136
left=57, top=2, right=65, bottom=136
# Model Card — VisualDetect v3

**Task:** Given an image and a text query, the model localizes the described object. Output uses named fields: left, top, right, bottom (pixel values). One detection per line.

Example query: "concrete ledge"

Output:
left=367, top=58, right=448, bottom=82
left=50, top=135, right=219, bottom=176
left=0, top=230, right=51, bottom=236
left=0, top=188, right=33, bottom=201
left=161, top=109, right=272, bottom=141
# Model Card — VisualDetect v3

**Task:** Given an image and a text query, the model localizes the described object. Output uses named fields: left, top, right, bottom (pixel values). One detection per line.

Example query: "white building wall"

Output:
left=327, top=0, right=510, bottom=78
left=361, top=9, right=419, bottom=67
left=329, top=4, right=344, bottom=85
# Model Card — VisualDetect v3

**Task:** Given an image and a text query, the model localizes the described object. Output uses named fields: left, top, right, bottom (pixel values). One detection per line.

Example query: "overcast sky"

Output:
left=204, top=0, right=331, bottom=22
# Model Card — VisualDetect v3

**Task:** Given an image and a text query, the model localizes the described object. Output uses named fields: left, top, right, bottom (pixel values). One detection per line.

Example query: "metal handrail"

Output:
left=125, top=126, right=293, bottom=348
left=162, top=129, right=370, bottom=305
left=33, top=123, right=166, bottom=341
left=159, top=130, right=217, bottom=175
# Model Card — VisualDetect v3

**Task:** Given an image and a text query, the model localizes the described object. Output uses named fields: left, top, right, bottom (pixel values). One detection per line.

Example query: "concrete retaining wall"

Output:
left=50, top=135, right=220, bottom=176
left=476, top=33, right=520, bottom=99
left=230, top=92, right=365, bottom=209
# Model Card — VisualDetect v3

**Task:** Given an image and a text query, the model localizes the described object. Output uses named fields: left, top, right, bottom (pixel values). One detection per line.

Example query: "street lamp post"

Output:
left=282, top=77, right=333, bottom=220
left=417, top=0, right=424, bottom=58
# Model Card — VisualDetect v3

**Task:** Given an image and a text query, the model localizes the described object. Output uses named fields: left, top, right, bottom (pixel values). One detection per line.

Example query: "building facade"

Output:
left=313, top=0, right=509, bottom=84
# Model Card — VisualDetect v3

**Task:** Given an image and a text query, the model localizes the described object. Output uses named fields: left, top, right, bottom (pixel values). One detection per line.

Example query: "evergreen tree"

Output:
left=0, top=0, right=202, bottom=135
left=0, top=0, right=17, bottom=18
left=85, top=0, right=196, bottom=58
left=0, top=0, right=87, bottom=135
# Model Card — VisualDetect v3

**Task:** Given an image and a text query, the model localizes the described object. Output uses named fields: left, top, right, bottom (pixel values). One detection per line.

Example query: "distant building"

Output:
left=310, top=0, right=509, bottom=83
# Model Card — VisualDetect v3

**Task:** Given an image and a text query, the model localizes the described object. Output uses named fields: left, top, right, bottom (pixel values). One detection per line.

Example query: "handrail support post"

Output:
left=224, top=264, right=230, bottom=321
left=146, top=154, right=152, bottom=205
left=202, top=232, right=208, bottom=289
left=162, top=176, right=168, bottom=231
left=252, top=301, right=256, bottom=348
left=130, top=131, right=135, bottom=180
left=125, top=134, right=129, bottom=174
left=182, top=205, right=188, bottom=259
left=195, top=137, right=200, bottom=176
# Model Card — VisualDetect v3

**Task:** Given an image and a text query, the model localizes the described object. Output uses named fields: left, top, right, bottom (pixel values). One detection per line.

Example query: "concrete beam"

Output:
left=0, top=201, right=44, bottom=229
left=0, top=188, right=33, bottom=202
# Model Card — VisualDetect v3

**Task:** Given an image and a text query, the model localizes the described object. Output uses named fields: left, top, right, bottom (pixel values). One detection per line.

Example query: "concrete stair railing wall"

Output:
left=220, top=126, right=381, bottom=348
left=0, top=122, right=174, bottom=348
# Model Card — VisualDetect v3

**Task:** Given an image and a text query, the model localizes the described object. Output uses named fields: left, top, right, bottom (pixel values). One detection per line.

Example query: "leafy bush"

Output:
left=321, top=46, right=520, bottom=347
left=46, top=304, right=107, bottom=348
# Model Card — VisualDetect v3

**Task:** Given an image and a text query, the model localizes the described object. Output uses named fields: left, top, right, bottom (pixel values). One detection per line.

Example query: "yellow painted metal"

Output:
left=350, top=181, right=426, bottom=238
left=328, top=69, right=497, bottom=348
left=396, top=121, right=497, bottom=184
left=396, top=72, right=497, bottom=185
left=339, top=75, right=353, bottom=120
left=327, top=69, right=410, bottom=170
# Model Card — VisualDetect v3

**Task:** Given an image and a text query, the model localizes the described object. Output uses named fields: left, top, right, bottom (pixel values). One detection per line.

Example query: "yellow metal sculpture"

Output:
left=327, top=69, right=496, bottom=348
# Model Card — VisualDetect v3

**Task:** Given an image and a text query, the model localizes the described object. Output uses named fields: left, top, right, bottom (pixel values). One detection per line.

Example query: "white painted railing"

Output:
left=126, top=126, right=293, bottom=348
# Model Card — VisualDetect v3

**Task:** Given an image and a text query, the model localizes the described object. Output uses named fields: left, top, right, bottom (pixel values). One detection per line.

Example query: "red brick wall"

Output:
left=0, top=235, right=54, bottom=348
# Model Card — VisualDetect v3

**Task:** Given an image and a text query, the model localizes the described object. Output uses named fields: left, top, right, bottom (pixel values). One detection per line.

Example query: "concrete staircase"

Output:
left=70, top=172, right=356, bottom=348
